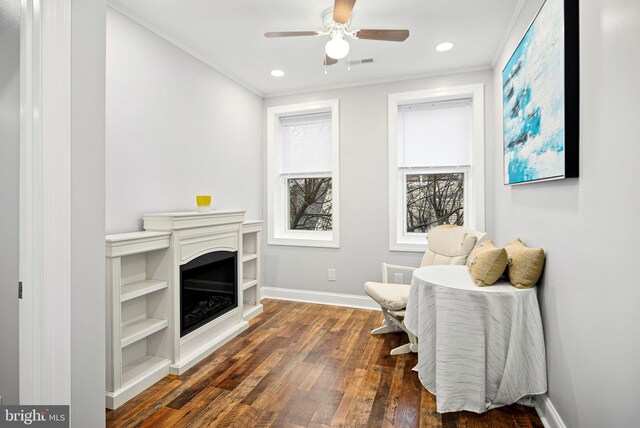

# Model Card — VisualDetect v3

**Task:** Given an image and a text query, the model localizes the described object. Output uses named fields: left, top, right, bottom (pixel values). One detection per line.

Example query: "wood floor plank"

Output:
left=367, top=365, right=394, bottom=427
left=214, top=336, right=288, bottom=391
left=185, top=389, right=231, bottom=428
left=158, top=386, right=228, bottom=427
left=298, top=360, right=327, bottom=392
left=310, top=389, right=344, bottom=425
left=344, top=365, right=383, bottom=427
left=106, top=300, right=545, bottom=428
left=135, top=407, right=176, bottom=428
left=383, top=355, right=407, bottom=426
left=419, top=387, right=442, bottom=428
left=329, top=368, right=368, bottom=427
left=166, top=358, right=239, bottom=409
left=393, top=354, right=423, bottom=428
left=226, top=348, right=287, bottom=404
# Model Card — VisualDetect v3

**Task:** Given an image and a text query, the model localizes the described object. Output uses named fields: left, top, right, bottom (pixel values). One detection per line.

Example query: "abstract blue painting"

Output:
left=503, top=0, right=572, bottom=185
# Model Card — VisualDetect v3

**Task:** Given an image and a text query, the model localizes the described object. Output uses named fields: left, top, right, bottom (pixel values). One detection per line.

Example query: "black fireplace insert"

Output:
left=180, top=251, right=237, bottom=337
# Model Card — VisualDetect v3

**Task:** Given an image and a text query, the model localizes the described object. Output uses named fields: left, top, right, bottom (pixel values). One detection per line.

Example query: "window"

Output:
left=267, top=100, right=340, bottom=247
left=406, top=172, right=465, bottom=233
left=288, top=177, right=332, bottom=230
left=388, top=86, right=485, bottom=251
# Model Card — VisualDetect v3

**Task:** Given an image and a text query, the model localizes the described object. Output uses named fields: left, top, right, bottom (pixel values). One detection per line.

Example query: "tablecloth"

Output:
left=404, top=265, right=547, bottom=413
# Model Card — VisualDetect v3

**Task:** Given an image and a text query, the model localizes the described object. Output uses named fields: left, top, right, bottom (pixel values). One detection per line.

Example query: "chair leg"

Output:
left=371, top=308, right=418, bottom=355
left=389, top=325, right=418, bottom=355
left=389, top=338, right=418, bottom=355
left=407, top=331, right=418, bottom=353
left=371, top=308, right=401, bottom=335
left=390, top=343, right=413, bottom=355
left=371, top=324, right=401, bottom=334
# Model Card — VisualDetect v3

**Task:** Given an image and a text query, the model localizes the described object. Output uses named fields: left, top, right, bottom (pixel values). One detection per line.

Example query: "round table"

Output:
left=404, top=265, right=547, bottom=414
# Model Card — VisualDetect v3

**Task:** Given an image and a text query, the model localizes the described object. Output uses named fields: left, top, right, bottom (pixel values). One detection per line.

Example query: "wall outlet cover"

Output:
left=328, top=269, right=336, bottom=281
left=394, top=272, right=404, bottom=283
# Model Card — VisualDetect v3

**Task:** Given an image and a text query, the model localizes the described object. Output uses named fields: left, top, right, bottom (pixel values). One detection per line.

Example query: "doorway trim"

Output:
left=19, top=0, right=73, bottom=405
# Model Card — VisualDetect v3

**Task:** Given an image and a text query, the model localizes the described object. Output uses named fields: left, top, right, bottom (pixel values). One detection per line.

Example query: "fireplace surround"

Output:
left=142, top=210, right=249, bottom=375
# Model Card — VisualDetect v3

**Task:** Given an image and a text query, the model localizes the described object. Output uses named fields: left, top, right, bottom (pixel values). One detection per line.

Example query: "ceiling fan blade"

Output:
left=355, top=29, right=410, bottom=42
left=264, top=31, right=319, bottom=38
left=324, top=55, right=338, bottom=66
left=333, top=0, right=357, bottom=24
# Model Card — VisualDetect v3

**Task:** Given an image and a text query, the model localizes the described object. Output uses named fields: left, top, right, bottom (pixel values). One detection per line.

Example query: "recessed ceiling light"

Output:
left=270, top=69, right=285, bottom=77
left=435, top=42, right=454, bottom=52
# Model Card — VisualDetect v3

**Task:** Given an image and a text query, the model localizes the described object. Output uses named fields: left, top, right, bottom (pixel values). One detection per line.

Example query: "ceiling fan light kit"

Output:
left=325, top=34, right=350, bottom=59
left=264, top=0, right=409, bottom=69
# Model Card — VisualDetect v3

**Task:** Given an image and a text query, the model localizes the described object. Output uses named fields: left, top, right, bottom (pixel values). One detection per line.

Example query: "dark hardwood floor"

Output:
left=106, top=299, right=544, bottom=427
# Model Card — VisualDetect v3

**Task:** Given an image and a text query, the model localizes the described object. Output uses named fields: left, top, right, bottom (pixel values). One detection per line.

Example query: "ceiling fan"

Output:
left=264, top=0, right=410, bottom=67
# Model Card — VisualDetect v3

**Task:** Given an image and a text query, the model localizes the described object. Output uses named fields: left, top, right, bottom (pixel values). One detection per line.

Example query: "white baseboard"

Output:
left=261, top=286, right=380, bottom=311
left=535, top=394, right=567, bottom=428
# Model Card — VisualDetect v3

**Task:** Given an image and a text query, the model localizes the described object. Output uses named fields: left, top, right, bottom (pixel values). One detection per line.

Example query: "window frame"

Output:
left=388, top=85, right=485, bottom=252
left=267, top=99, right=340, bottom=248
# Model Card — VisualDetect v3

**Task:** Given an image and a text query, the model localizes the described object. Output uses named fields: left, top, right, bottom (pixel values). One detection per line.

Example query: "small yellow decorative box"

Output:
left=196, top=195, right=211, bottom=212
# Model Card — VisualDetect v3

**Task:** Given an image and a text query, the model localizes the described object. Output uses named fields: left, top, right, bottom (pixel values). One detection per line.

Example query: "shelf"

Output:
left=121, top=280, right=168, bottom=302
left=242, top=278, right=258, bottom=290
left=242, top=253, right=257, bottom=262
left=121, top=355, right=171, bottom=387
left=121, top=318, right=168, bottom=348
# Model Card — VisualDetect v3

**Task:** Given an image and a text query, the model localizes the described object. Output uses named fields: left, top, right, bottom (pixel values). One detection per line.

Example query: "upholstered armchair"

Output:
left=364, top=225, right=487, bottom=355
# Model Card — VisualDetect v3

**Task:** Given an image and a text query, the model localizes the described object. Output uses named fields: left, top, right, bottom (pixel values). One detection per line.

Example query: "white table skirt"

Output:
left=404, top=265, right=547, bottom=413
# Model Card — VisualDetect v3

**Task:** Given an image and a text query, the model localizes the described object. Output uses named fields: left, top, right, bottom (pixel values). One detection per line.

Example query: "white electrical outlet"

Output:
left=328, top=268, right=336, bottom=281
left=394, top=272, right=404, bottom=283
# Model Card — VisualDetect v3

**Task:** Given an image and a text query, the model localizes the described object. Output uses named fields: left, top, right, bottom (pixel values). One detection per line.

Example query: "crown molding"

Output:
left=263, top=65, right=493, bottom=98
left=491, top=0, right=526, bottom=68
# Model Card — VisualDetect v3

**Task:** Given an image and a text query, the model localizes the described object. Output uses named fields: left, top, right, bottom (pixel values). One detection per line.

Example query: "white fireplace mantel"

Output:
left=142, top=210, right=245, bottom=231
left=143, top=210, right=248, bottom=375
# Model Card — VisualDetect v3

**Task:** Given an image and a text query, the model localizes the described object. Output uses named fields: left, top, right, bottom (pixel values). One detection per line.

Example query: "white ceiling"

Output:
left=109, top=0, right=522, bottom=97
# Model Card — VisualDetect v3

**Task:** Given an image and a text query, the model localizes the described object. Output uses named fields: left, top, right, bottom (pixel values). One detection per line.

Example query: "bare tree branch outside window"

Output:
left=406, top=173, right=464, bottom=233
left=288, top=177, right=332, bottom=231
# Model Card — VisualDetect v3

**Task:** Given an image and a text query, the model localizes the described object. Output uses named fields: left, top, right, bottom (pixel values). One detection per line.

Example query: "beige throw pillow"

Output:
left=505, top=239, right=545, bottom=288
left=466, top=240, right=508, bottom=286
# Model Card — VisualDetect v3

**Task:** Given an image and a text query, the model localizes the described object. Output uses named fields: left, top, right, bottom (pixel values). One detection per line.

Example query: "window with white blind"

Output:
left=267, top=100, right=340, bottom=248
left=388, top=86, right=485, bottom=251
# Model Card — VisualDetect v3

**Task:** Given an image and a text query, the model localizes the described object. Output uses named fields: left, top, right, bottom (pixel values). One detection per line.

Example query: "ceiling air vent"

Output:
left=348, top=58, right=374, bottom=66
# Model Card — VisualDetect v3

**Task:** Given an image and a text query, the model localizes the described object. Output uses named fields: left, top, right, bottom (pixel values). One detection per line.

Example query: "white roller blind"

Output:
left=398, top=99, right=472, bottom=168
left=280, top=112, right=332, bottom=174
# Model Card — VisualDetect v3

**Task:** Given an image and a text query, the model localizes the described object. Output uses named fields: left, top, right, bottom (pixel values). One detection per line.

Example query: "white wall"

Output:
left=0, top=0, right=20, bottom=406
left=263, top=70, right=494, bottom=296
left=71, top=0, right=107, bottom=425
left=492, top=0, right=640, bottom=426
left=106, top=8, right=263, bottom=234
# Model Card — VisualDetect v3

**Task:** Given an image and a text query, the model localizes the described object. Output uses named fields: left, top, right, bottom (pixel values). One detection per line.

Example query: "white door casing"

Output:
left=19, top=0, right=72, bottom=405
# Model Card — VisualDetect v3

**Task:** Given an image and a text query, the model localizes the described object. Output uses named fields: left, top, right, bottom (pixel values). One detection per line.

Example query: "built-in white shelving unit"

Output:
left=105, top=215, right=264, bottom=408
left=242, top=221, right=263, bottom=321
left=105, top=231, right=173, bottom=410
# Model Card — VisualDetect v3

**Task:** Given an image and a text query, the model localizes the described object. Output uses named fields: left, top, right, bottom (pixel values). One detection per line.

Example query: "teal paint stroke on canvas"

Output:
left=503, top=0, right=565, bottom=184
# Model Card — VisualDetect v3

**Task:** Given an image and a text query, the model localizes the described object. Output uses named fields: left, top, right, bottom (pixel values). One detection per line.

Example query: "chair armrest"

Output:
left=381, top=263, right=417, bottom=283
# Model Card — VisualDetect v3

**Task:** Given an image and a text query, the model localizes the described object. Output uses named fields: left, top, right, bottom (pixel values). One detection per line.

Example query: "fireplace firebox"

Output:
left=180, top=251, right=237, bottom=337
